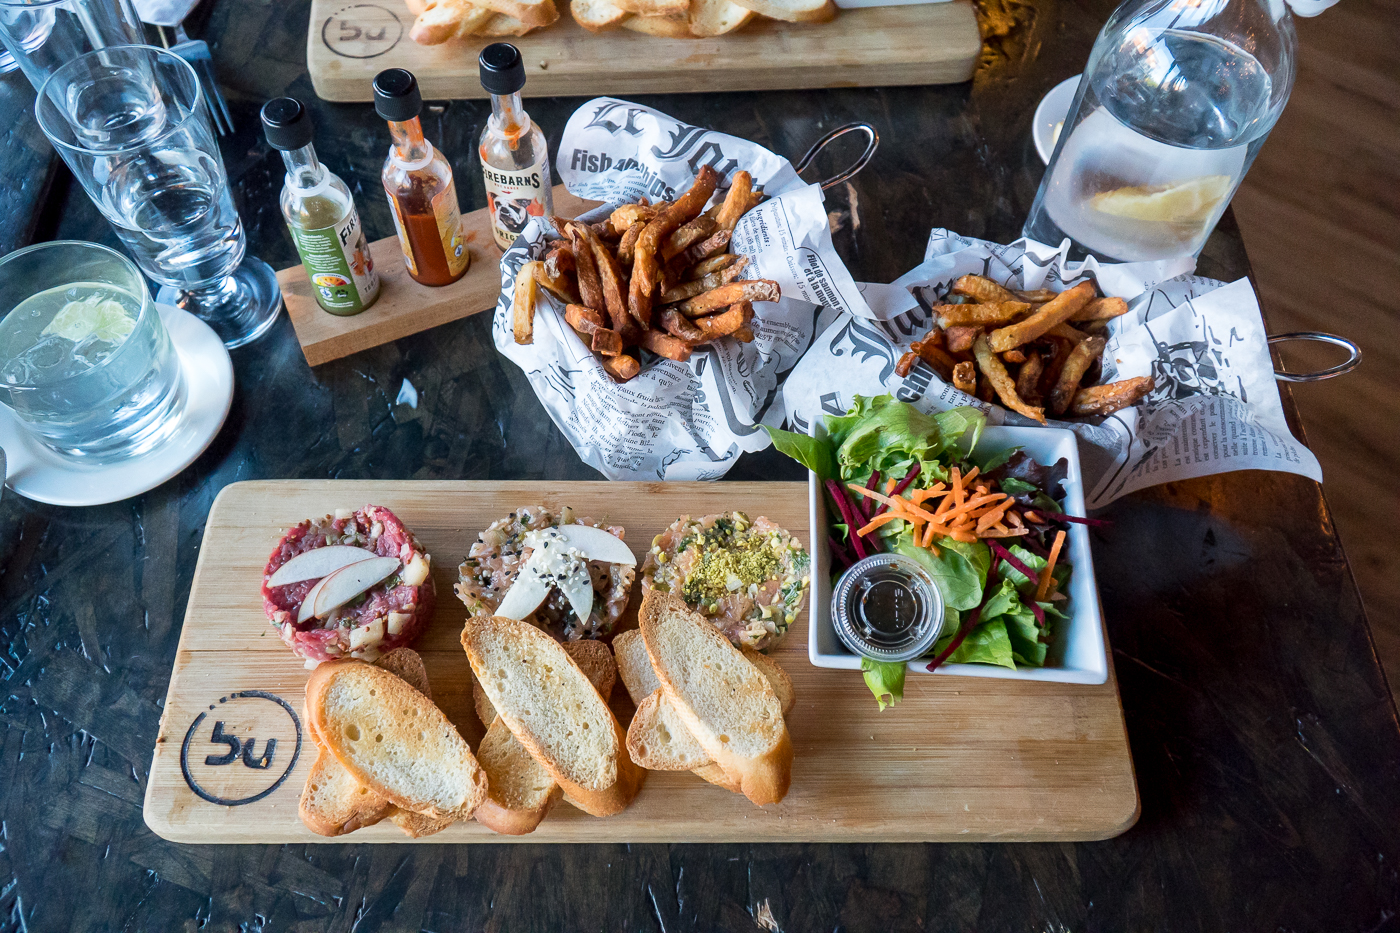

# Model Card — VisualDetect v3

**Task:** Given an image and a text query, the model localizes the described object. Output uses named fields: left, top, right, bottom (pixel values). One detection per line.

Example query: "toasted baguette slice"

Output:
left=299, top=738, right=395, bottom=836
left=614, top=0, right=687, bottom=18
left=409, top=0, right=495, bottom=42
left=627, top=689, right=711, bottom=770
left=620, top=13, right=695, bottom=36
left=375, top=647, right=431, bottom=699
left=640, top=592, right=791, bottom=805
left=388, top=806, right=457, bottom=838
left=307, top=660, right=488, bottom=820
left=693, top=761, right=742, bottom=792
left=475, top=638, right=617, bottom=725
left=614, top=629, right=660, bottom=705
left=479, top=11, right=542, bottom=34
left=688, top=0, right=753, bottom=36
left=462, top=617, right=644, bottom=817
left=473, top=717, right=564, bottom=834
left=571, top=0, right=629, bottom=30
left=727, top=0, right=832, bottom=20
left=299, top=652, right=433, bottom=836
left=742, top=647, right=794, bottom=716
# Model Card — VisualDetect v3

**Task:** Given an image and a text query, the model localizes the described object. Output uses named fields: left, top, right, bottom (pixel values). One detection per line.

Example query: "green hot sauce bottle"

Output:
left=261, top=97, right=380, bottom=315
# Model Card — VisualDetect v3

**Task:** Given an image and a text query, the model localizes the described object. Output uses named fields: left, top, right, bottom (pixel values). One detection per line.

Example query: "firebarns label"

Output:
left=486, top=151, right=550, bottom=250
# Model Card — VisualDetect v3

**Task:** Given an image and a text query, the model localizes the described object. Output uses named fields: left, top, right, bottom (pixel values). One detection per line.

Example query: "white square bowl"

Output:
left=807, top=423, right=1108, bottom=684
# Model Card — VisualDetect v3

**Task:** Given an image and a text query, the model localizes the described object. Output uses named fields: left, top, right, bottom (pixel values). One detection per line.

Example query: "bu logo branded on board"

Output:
left=180, top=691, right=303, bottom=806
left=321, top=3, right=404, bottom=59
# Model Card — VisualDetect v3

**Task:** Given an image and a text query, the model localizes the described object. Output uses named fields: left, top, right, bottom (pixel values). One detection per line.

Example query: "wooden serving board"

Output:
left=306, top=0, right=982, bottom=103
left=144, top=481, right=1138, bottom=844
left=276, top=185, right=598, bottom=367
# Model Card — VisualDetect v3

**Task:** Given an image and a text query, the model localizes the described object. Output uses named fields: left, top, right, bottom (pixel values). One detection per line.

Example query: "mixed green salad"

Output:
left=769, top=395, right=1097, bottom=709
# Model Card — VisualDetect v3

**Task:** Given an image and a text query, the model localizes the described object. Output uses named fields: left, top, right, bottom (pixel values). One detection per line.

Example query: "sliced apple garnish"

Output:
left=401, top=552, right=431, bottom=587
left=311, top=556, right=401, bottom=619
left=268, top=545, right=379, bottom=588
left=297, top=575, right=332, bottom=625
left=528, top=524, right=636, bottom=566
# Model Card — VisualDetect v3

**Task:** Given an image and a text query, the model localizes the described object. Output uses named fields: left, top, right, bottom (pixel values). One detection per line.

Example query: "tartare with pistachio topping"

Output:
left=640, top=511, right=810, bottom=651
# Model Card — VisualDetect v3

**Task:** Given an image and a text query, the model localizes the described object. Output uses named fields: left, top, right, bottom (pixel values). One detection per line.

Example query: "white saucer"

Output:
left=1033, top=74, right=1081, bottom=164
left=0, top=303, right=234, bottom=507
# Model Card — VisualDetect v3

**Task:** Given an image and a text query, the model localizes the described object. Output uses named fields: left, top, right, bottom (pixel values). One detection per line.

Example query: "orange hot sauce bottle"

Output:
left=372, top=68, right=470, bottom=287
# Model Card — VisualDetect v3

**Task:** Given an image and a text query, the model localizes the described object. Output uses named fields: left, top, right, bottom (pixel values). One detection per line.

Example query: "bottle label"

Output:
left=289, top=206, right=379, bottom=315
left=432, top=179, right=470, bottom=278
left=483, top=153, right=550, bottom=251
left=385, top=195, right=417, bottom=278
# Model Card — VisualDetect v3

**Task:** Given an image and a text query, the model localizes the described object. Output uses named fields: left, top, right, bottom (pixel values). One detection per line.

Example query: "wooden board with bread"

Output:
left=144, top=480, right=1138, bottom=844
left=307, top=0, right=982, bottom=102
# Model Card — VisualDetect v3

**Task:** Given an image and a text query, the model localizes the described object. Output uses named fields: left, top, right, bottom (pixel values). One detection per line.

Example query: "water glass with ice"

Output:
left=0, top=240, right=184, bottom=460
left=1023, top=0, right=1297, bottom=263
left=34, top=44, right=282, bottom=348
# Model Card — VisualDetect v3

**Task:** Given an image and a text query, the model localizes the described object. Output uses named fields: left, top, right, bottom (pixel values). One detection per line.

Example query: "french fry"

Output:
left=988, top=282, right=1096, bottom=352
left=936, top=302, right=1031, bottom=327
left=661, top=216, right=717, bottom=262
left=640, top=328, right=692, bottom=362
left=916, top=325, right=945, bottom=349
left=1046, top=322, right=1089, bottom=343
left=1037, top=338, right=1071, bottom=399
left=617, top=221, right=645, bottom=266
left=1048, top=335, right=1107, bottom=416
left=1015, top=350, right=1044, bottom=406
left=1072, top=296, right=1129, bottom=322
left=536, top=261, right=579, bottom=305
left=603, top=353, right=640, bottom=382
left=895, top=351, right=918, bottom=377
left=592, top=220, right=620, bottom=242
left=913, top=341, right=956, bottom=381
left=543, top=243, right=574, bottom=279
left=686, top=253, right=740, bottom=280
left=659, top=307, right=705, bottom=343
left=564, top=303, right=607, bottom=335
left=591, top=329, right=624, bottom=357
left=610, top=202, right=658, bottom=232
left=952, top=274, right=1019, bottom=304
left=627, top=260, right=654, bottom=329
left=691, top=300, right=753, bottom=340
left=634, top=165, right=719, bottom=299
left=952, top=360, right=977, bottom=394
left=943, top=325, right=982, bottom=354
left=714, top=171, right=754, bottom=232
left=733, top=325, right=755, bottom=343
left=674, top=279, right=779, bottom=317
left=1013, top=288, right=1057, bottom=303
left=670, top=229, right=731, bottom=272
left=974, top=334, right=1045, bottom=424
left=567, top=224, right=605, bottom=313
left=1069, top=376, right=1154, bottom=416
left=1002, top=348, right=1027, bottom=364
left=580, top=224, right=633, bottom=339
left=512, top=260, right=541, bottom=345
left=659, top=255, right=748, bottom=304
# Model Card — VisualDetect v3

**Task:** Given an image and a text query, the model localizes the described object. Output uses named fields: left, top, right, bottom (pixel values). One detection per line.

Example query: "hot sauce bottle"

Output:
left=372, top=68, right=470, bottom=287
left=477, top=43, right=553, bottom=251
left=261, top=97, right=380, bottom=315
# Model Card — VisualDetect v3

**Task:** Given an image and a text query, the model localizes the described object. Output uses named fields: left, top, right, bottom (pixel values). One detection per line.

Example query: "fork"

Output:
left=134, top=0, right=234, bottom=135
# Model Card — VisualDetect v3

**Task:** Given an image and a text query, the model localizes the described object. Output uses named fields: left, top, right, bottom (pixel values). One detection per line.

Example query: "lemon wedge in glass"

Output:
left=1090, top=175, right=1233, bottom=224
left=42, top=294, right=138, bottom=345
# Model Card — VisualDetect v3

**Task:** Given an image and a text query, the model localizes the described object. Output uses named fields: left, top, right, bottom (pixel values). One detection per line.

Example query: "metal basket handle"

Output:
left=1268, top=331, right=1362, bottom=382
left=794, top=123, right=879, bottom=190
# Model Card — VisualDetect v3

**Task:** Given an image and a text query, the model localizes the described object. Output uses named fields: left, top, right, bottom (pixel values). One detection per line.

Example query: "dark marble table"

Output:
left=1, top=1, right=1397, bottom=930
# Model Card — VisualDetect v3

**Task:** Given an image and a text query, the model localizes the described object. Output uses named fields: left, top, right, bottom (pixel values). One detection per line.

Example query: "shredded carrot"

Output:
left=1036, top=530, right=1066, bottom=602
left=962, top=466, right=980, bottom=483
left=885, top=478, right=896, bottom=494
left=921, top=521, right=937, bottom=548
left=951, top=467, right=965, bottom=509
left=939, top=492, right=1006, bottom=524
left=856, top=512, right=908, bottom=537
left=976, top=499, right=1013, bottom=532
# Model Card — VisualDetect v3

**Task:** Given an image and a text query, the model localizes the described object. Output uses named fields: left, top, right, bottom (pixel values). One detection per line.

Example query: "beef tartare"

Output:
left=262, top=505, right=434, bottom=664
left=640, top=511, right=809, bottom=651
left=455, top=505, right=633, bottom=641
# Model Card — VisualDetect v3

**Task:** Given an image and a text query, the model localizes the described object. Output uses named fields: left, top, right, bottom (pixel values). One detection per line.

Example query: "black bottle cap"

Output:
left=479, top=43, right=525, bottom=95
left=260, top=97, right=313, bottom=151
left=373, top=68, right=422, bottom=122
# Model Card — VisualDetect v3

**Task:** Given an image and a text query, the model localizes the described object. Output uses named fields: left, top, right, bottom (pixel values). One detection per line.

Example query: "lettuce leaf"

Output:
left=862, top=658, right=905, bottom=711
left=764, top=425, right=836, bottom=480
left=824, top=395, right=986, bottom=484
left=934, top=618, right=1016, bottom=668
left=893, top=533, right=989, bottom=611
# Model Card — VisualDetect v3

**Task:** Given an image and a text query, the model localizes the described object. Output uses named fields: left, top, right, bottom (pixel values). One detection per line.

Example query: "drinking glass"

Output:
left=0, top=0, right=143, bottom=92
left=34, top=45, right=281, bottom=348
left=0, top=240, right=184, bottom=460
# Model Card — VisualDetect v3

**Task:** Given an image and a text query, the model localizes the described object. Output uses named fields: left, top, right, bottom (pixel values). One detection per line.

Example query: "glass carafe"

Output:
left=1023, top=0, right=1297, bottom=263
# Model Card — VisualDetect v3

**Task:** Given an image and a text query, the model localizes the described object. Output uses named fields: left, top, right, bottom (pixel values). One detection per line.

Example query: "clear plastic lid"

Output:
left=831, top=553, right=945, bottom=663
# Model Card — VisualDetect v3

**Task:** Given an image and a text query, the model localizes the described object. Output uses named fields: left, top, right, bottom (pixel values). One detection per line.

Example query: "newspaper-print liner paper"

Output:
left=493, top=98, right=862, bottom=481
left=782, top=229, right=1322, bottom=508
